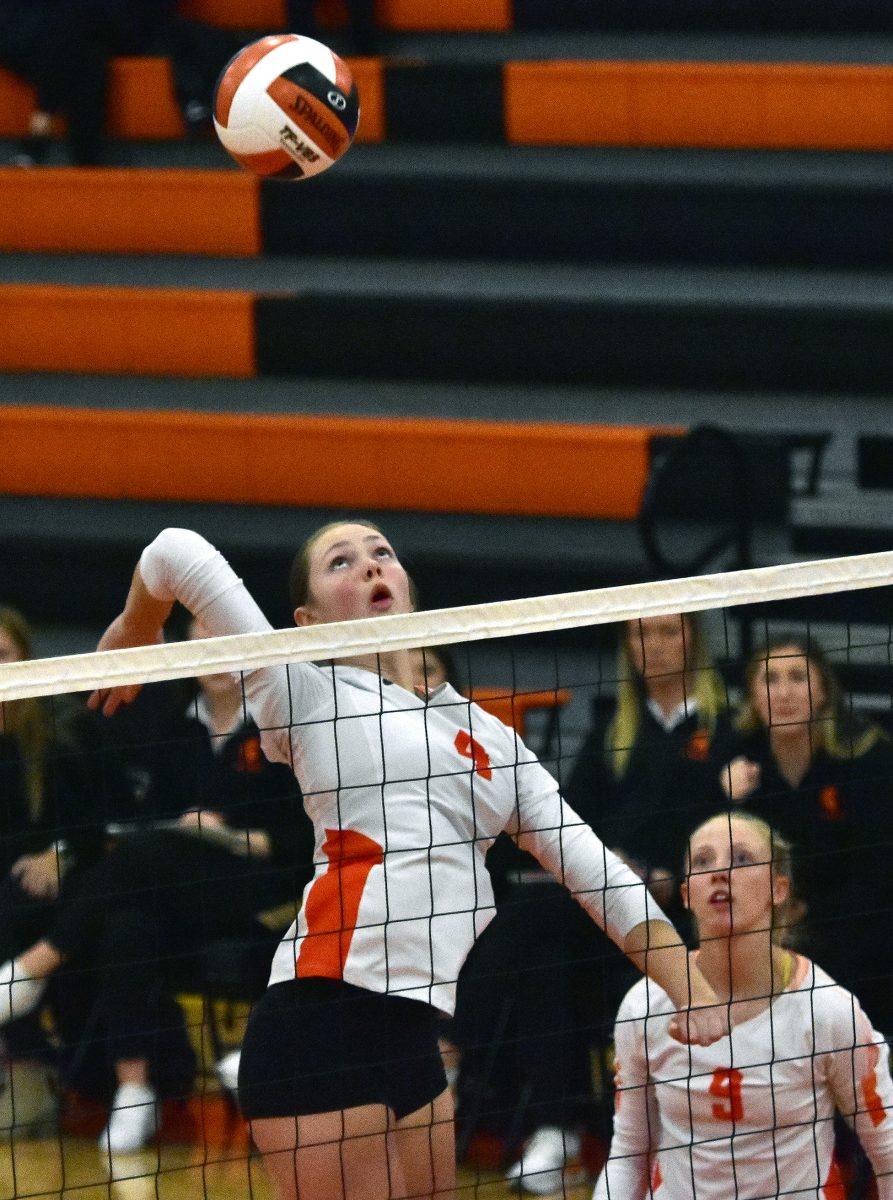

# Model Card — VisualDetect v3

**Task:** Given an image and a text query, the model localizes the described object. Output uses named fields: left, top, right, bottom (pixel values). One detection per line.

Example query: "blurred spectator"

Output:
left=286, top=0, right=378, bottom=54
left=565, top=613, right=735, bottom=917
left=0, top=605, right=132, bottom=1134
left=717, top=634, right=893, bottom=1033
left=0, top=622, right=313, bottom=1152
left=0, top=0, right=234, bottom=165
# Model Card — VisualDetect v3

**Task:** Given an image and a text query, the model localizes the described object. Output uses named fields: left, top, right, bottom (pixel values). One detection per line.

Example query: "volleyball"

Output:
left=213, top=34, right=359, bottom=180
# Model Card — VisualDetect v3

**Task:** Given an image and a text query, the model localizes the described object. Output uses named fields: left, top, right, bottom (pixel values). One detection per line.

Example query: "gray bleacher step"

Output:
left=383, top=30, right=893, bottom=64
left=0, top=493, right=661, bottom=630
left=325, top=144, right=893, bottom=188
left=4, top=254, right=893, bottom=310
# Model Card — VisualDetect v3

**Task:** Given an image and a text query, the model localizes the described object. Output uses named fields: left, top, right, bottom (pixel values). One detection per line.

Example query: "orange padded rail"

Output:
left=178, top=0, right=287, bottom=26
left=0, top=288, right=255, bottom=377
left=106, top=57, right=185, bottom=139
left=470, top=689, right=571, bottom=736
left=0, top=170, right=260, bottom=256
left=0, top=68, right=41, bottom=138
left=505, top=61, right=893, bottom=150
left=378, top=0, right=511, bottom=31
left=0, top=57, right=380, bottom=143
left=178, top=0, right=510, bottom=32
left=350, top=57, right=386, bottom=141
left=0, top=408, right=680, bottom=518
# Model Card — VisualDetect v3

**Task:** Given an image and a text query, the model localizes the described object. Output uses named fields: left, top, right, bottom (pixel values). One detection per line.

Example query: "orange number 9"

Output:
left=709, top=1068, right=744, bottom=1122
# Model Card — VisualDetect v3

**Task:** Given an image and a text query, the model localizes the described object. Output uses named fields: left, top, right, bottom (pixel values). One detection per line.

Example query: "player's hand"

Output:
left=11, top=849, right=62, bottom=899
left=719, top=756, right=761, bottom=801
left=668, top=1000, right=730, bottom=1047
left=87, top=613, right=163, bottom=716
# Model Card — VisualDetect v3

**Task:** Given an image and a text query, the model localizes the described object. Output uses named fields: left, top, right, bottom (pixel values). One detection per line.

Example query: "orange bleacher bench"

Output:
left=177, top=0, right=512, bottom=31
left=2, top=57, right=893, bottom=149
left=0, top=169, right=260, bottom=256
left=0, top=405, right=681, bottom=521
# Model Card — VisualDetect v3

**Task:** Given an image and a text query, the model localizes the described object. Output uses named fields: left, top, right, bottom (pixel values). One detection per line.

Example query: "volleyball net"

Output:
left=1, top=547, right=892, bottom=1196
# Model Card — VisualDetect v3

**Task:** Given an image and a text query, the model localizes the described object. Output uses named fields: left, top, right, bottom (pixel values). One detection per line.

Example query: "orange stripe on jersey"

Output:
left=650, top=1161, right=663, bottom=1191
left=296, top=828, right=384, bottom=979
left=822, top=1152, right=846, bottom=1199
left=862, top=1070, right=888, bottom=1127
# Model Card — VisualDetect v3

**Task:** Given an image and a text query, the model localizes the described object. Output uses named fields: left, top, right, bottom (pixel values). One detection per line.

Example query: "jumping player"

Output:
left=593, top=812, right=893, bottom=1200
left=84, top=522, right=728, bottom=1198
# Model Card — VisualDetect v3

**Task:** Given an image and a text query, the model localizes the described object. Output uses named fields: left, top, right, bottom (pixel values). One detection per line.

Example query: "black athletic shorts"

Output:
left=238, top=978, right=448, bottom=1121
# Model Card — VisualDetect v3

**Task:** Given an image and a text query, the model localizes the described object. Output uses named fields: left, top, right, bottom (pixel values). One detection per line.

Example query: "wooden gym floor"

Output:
left=0, top=1135, right=594, bottom=1200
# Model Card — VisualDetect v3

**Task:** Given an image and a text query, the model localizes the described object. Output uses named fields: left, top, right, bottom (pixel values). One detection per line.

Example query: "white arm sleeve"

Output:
left=139, top=528, right=271, bottom=637
left=505, top=752, right=660, bottom=944
left=592, top=988, right=655, bottom=1200
left=139, top=528, right=303, bottom=763
left=823, top=993, right=893, bottom=1200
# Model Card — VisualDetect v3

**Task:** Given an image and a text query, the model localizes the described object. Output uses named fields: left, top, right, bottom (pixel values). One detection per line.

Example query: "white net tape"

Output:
left=1, top=549, right=892, bottom=702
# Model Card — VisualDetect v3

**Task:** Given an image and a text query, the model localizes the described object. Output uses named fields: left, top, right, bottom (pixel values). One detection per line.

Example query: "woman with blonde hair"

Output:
left=0, top=605, right=131, bottom=1132
left=718, top=633, right=893, bottom=1031
left=594, top=811, right=893, bottom=1200
left=566, top=612, right=734, bottom=911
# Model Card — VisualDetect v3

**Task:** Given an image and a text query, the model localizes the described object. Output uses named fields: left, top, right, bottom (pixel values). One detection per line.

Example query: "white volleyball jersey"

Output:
left=593, top=955, right=893, bottom=1200
left=140, top=529, right=656, bottom=1014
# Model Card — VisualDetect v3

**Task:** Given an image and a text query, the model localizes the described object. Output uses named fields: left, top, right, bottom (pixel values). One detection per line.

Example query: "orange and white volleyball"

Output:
left=213, top=34, right=359, bottom=179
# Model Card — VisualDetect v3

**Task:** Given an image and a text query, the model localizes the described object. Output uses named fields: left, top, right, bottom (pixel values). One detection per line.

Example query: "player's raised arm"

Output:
left=508, top=763, right=728, bottom=1046
left=88, top=564, right=171, bottom=716
left=89, top=527, right=271, bottom=718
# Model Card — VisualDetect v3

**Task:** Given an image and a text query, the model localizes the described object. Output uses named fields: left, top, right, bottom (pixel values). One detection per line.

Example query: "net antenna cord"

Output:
left=2, top=550, right=892, bottom=704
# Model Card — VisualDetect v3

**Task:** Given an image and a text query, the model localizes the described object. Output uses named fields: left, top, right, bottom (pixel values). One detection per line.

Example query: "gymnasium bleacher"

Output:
left=1, top=0, right=891, bottom=632
left=3, top=0, right=893, bottom=1171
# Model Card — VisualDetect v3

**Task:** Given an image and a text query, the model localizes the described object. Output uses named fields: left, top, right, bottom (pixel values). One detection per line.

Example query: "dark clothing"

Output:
left=0, top=698, right=131, bottom=874
left=714, top=729, right=893, bottom=1031
left=0, top=697, right=133, bottom=1063
left=0, top=0, right=233, bottom=163
left=117, top=703, right=312, bottom=868
left=286, top=0, right=377, bottom=52
left=239, top=978, right=447, bottom=1120
left=39, top=713, right=313, bottom=1085
left=564, top=700, right=737, bottom=896
left=448, top=698, right=736, bottom=1138
left=449, top=880, right=615, bottom=1135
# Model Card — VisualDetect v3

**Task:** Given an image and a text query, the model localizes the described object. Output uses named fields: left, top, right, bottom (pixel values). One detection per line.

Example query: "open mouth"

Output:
left=370, top=584, right=393, bottom=609
left=709, top=889, right=731, bottom=905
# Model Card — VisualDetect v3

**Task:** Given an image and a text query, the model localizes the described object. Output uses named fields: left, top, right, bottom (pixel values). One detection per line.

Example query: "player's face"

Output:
left=297, top=523, right=412, bottom=626
left=626, top=614, right=691, bottom=681
left=750, top=645, right=826, bottom=732
left=0, top=628, right=25, bottom=665
left=683, top=816, right=787, bottom=939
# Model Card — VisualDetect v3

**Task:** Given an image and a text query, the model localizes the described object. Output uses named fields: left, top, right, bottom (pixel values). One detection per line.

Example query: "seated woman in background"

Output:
left=594, top=811, right=893, bottom=1200
left=0, top=605, right=132, bottom=1134
left=0, top=621, right=313, bottom=1154
left=718, top=634, right=893, bottom=1033
left=565, top=612, right=735, bottom=918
